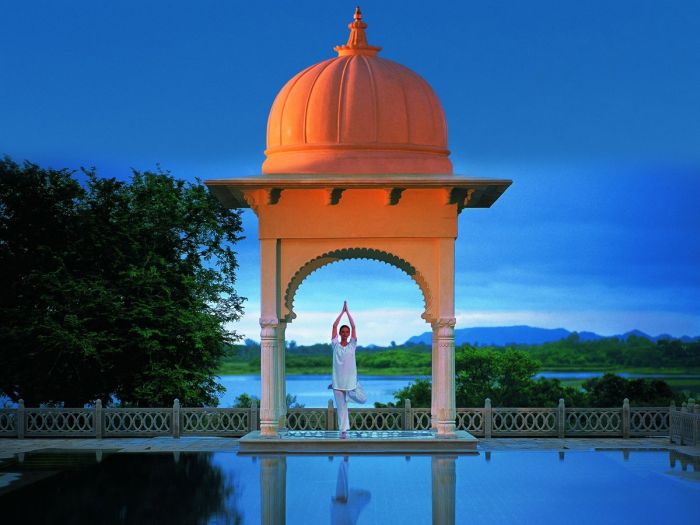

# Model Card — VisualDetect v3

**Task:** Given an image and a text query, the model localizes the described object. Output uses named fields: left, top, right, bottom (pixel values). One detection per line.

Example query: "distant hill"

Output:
left=404, top=325, right=699, bottom=347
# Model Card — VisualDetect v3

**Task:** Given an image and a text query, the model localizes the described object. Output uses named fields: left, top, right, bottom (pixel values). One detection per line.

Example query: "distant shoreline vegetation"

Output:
left=220, top=334, right=700, bottom=374
left=219, top=336, right=700, bottom=399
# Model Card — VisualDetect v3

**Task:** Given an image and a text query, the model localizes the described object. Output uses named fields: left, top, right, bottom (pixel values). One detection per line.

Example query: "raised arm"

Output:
left=345, top=304, right=357, bottom=340
left=331, top=303, right=346, bottom=339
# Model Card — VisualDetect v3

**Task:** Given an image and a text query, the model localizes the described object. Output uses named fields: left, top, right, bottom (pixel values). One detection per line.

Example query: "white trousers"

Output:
left=333, top=384, right=367, bottom=432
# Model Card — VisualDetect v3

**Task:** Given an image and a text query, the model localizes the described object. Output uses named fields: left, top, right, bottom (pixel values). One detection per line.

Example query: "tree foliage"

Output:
left=454, top=346, right=584, bottom=407
left=384, top=347, right=682, bottom=408
left=582, top=373, right=677, bottom=407
left=518, top=334, right=700, bottom=369
left=0, top=158, right=244, bottom=406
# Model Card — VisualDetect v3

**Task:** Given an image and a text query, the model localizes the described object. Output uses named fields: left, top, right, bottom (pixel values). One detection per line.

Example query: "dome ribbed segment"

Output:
left=262, top=8, right=451, bottom=175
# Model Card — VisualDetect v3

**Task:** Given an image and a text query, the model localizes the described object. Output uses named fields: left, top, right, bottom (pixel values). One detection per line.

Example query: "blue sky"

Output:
left=2, top=1, right=699, bottom=344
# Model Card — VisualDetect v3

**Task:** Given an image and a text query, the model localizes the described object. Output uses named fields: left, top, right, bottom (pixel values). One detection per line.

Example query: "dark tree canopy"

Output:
left=0, top=158, right=244, bottom=407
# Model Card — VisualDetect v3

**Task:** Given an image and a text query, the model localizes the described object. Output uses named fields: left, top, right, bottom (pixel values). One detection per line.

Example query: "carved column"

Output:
left=431, top=322, right=439, bottom=430
left=260, top=317, right=280, bottom=437
left=433, top=317, right=456, bottom=437
left=277, top=320, right=287, bottom=430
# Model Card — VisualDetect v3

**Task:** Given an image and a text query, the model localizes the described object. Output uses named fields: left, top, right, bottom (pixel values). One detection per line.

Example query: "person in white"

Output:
left=331, top=301, right=366, bottom=439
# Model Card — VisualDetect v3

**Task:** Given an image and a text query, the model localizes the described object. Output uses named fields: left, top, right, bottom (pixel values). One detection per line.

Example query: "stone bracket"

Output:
left=326, top=188, right=345, bottom=205
left=268, top=188, right=283, bottom=205
left=385, top=187, right=405, bottom=205
left=241, top=190, right=264, bottom=214
left=447, top=188, right=475, bottom=212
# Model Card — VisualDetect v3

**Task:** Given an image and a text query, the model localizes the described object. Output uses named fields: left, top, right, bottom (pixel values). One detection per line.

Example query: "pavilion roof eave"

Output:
left=205, top=174, right=512, bottom=210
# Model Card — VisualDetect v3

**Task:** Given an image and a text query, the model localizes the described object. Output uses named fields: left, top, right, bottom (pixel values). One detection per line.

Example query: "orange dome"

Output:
left=262, top=8, right=452, bottom=175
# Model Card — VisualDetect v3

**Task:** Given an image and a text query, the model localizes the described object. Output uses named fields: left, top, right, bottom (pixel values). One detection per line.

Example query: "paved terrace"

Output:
left=1, top=437, right=699, bottom=458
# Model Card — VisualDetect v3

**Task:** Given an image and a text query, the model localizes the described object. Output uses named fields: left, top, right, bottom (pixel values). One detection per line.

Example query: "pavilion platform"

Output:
left=237, top=430, right=478, bottom=454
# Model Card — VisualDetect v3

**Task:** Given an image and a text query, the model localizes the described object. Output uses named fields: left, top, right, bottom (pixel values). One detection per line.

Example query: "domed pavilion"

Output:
left=206, top=8, right=511, bottom=442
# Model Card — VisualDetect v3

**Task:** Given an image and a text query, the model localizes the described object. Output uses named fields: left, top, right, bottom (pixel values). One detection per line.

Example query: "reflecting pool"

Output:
left=1, top=449, right=698, bottom=524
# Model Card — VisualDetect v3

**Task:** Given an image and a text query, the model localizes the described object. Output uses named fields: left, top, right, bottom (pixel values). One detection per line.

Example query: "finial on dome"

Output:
left=353, top=6, right=363, bottom=25
left=334, top=6, right=382, bottom=57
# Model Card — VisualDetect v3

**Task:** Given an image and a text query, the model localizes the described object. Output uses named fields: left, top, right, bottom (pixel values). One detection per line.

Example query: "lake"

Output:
left=2, top=371, right=696, bottom=409
left=217, top=374, right=422, bottom=407
left=218, top=371, right=700, bottom=408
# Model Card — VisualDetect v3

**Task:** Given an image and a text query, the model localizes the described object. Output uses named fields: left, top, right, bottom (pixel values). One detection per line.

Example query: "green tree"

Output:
left=525, top=378, right=586, bottom=407
left=496, top=348, right=540, bottom=406
left=387, top=378, right=432, bottom=408
left=583, top=373, right=679, bottom=407
left=232, top=392, right=303, bottom=409
left=232, top=393, right=259, bottom=408
left=454, top=346, right=499, bottom=406
left=0, top=158, right=244, bottom=406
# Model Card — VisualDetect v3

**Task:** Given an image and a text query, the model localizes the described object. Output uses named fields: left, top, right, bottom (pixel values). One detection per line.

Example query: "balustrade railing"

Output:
left=181, top=408, right=249, bottom=436
left=669, top=400, right=699, bottom=446
left=104, top=407, right=171, bottom=437
left=25, top=407, right=94, bottom=437
left=285, top=408, right=327, bottom=431
left=0, top=408, right=17, bottom=435
left=0, top=398, right=679, bottom=440
left=456, top=409, right=484, bottom=435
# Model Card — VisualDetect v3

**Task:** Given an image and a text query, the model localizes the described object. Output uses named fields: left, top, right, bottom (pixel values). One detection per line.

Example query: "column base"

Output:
left=436, top=421, right=457, bottom=438
left=260, top=422, right=280, bottom=438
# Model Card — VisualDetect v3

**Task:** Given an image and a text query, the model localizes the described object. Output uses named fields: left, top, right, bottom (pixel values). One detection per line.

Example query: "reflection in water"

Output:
left=432, top=456, right=456, bottom=525
left=670, top=449, right=699, bottom=472
left=261, top=457, right=286, bottom=525
left=331, top=457, right=371, bottom=525
left=5, top=448, right=697, bottom=523
left=259, top=455, right=457, bottom=525
left=2, top=452, right=242, bottom=524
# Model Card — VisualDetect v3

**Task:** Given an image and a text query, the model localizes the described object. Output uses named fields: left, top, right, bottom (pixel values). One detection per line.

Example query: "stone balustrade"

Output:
left=0, top=398, right=676, bottom=440
left=669, top=399, right=699, bottom=446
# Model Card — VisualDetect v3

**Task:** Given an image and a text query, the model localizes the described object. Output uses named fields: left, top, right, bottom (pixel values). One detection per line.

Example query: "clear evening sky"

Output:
left=2, top=1, right=698, bottom=344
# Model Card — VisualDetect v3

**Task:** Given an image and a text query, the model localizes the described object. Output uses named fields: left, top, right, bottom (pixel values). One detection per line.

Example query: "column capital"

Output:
left=260, top=318, right=279, bottom=339
left=259, top=317, right=279, bottom=329
left=431, top=317, right=456, bottom=329
left=432, top=317, right=456, bottom=338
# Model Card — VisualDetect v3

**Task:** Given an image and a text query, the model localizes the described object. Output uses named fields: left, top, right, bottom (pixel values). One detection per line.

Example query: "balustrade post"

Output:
left=558, top=399, right=565, bottom=438
left=404, top=399, right=412, bottom=431
left=690, top=398, right=699, bottom=445
left=17, top=399, right=25, bottom=439
left=250, top=399, right=258, bottom=432
left=327, top=399, right=335, bottom=431
left=622, top=398, right=630, bottom=438
left=484, top=398, right=492, bottom=439
left=173, top=399, right=181, bottom=438
left=95, top=399, right=103, bottom=439
left=669, top=401, right=676, bottom=444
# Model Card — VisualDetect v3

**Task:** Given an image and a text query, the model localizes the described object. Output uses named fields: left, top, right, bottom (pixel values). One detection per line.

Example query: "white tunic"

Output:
left=331, top=336, right=358, bottom=390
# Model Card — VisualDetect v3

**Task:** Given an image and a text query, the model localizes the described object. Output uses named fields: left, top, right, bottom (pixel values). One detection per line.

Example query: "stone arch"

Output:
left=283, top=247, right=433, bottom=323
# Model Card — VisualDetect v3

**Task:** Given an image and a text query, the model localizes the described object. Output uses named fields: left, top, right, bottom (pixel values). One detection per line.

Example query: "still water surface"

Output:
left=2, top=371, right=694, bottom=408
left=218, top=371, right=698, bottom=407
left=217, top=374, right=421, bottom=407
left=1, top=449, right=698, bottom=524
